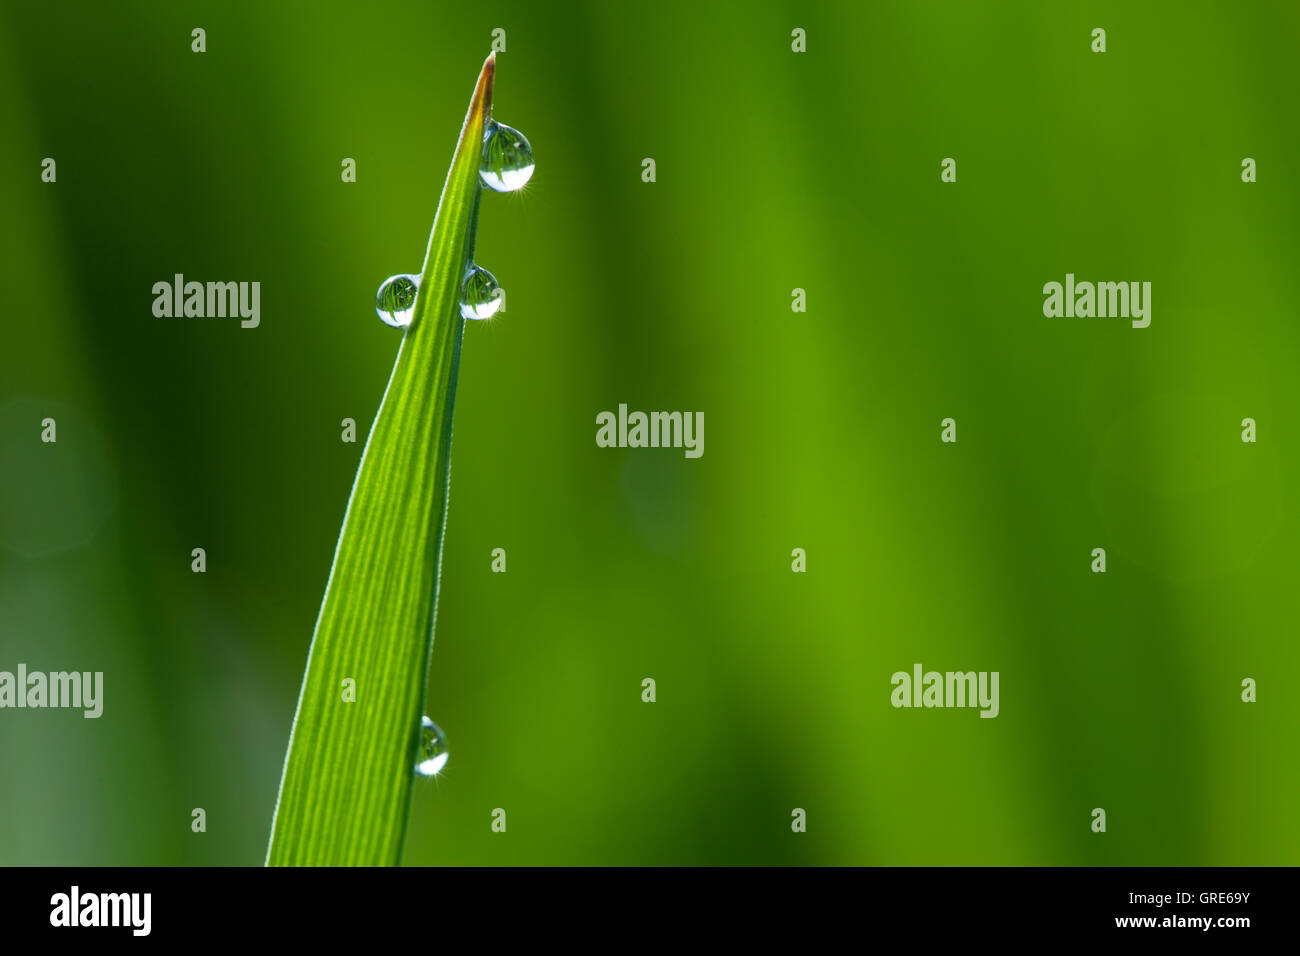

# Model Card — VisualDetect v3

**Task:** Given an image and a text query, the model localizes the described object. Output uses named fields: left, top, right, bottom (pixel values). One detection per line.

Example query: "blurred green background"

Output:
left=1, top=0, right=1296, bottom=865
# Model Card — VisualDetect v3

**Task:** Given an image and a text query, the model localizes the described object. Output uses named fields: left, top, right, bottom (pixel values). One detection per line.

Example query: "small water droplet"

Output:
left=416, top=716, right=448, bottom=776
left=480, top=120, right=534, bottom=192
left=375, top=274, right=419, bottom=328
left=459, top=265, right=503, bottom=320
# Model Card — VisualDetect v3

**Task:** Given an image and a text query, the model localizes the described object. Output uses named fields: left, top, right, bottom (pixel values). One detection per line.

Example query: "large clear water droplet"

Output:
left=416, top=716, right=448, bottom=777
left=375, top=274, right=419, bottom=328
left=480, top=120, right=534, bottom=192
left=459, top=265, right=503, bottom=320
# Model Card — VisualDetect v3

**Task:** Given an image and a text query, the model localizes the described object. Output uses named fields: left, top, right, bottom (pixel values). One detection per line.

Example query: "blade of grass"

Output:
left=267, top=53, right=496, bottom=866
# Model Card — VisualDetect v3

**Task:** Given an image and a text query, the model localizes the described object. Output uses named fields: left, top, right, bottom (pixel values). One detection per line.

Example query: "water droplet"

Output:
left=375, top=274, right=419, bottom=328
left=416, top=716, right=448, bottom=777
left=480, top=120, right=534, bottom=192
left=459, top=265, right=503, bottom=320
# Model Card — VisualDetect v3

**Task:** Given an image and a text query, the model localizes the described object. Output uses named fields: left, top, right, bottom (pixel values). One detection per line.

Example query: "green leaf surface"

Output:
left=266, top=53, right=496, bottom=866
